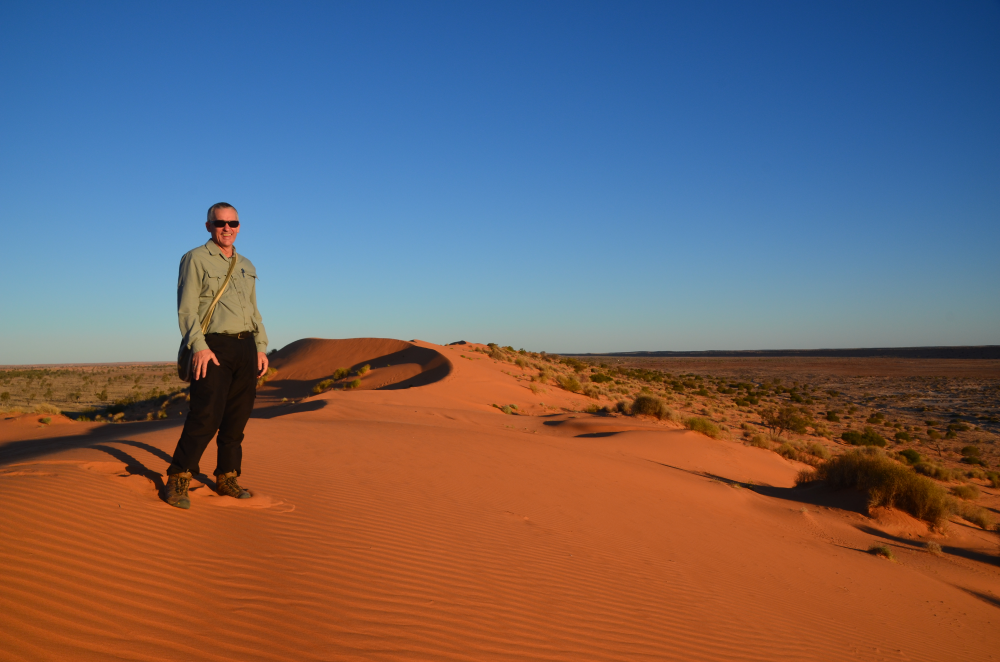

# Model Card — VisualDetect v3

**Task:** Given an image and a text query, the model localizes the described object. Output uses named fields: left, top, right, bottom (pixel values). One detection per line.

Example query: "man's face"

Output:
left=206, top=207, right=240, bottom=249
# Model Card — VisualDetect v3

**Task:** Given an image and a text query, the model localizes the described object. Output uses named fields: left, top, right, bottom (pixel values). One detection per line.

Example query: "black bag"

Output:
left=177, top=250, right=238, bottom=381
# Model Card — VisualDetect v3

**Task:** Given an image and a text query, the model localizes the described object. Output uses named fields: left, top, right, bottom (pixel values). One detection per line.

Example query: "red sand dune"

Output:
left=1, top=338, right=999, bottom=661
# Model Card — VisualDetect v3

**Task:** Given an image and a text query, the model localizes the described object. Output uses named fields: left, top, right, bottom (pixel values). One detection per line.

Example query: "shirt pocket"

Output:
left=241, top=267, right=258, bottom=293
left=201, top=271, right=227, bottom=298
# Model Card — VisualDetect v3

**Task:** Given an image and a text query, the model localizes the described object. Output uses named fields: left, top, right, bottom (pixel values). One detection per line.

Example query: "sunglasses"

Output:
left=212, top=220, right=240, bottom=228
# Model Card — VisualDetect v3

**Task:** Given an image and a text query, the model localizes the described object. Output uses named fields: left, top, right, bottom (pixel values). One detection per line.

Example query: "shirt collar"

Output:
left=204, top=239, right=236, bottom=260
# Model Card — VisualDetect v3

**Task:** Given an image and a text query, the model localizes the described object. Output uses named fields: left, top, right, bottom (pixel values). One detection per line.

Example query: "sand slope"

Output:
left=1, top=339, right=999, bottom=661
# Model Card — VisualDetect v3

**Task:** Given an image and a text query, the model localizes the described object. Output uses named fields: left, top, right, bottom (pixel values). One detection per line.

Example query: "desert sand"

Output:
left=1, top=339, right=998, bottom=661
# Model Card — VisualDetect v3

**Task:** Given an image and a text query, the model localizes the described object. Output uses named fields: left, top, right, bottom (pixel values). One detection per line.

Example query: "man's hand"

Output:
left=257, top=352, right=269, bottom=378
left=191, top=348, right=220, bottom=381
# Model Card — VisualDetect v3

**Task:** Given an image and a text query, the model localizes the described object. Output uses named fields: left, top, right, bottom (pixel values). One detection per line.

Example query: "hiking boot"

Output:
left=216, top=471, right=251, bottom=499
left=163, top=472, right=192, bottom=509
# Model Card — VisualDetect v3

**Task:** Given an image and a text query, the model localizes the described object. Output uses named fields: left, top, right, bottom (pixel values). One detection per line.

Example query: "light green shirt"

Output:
left=178, top=240, right=268, bottom=354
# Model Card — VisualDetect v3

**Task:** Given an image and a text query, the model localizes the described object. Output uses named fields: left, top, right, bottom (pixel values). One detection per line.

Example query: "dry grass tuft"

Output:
left=685, top=417, right=720, bottom=438
left=747, top=434, right=772, bottom=450
left=925, top=541, right=943, bottom=555
left=950, top=484, right=980, bottom=501
left=868, top=544, right=895, bottom=561
left=953, top=501, right=995, bottom=530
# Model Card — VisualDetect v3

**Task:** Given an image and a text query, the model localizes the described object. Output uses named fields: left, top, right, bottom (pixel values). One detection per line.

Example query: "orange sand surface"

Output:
left=2, top=339, right=999, bottom=661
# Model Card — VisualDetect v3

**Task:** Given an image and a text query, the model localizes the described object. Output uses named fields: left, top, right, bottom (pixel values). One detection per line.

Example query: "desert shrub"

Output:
left=806, top=442, right=831, bottom=460
left=777, top=443, right=800, bottom=462
left=331, top=367, right=349, bottom=381
left=898, top=449, right=921, bottom=464
left=631, top=394, right=670, bottom=419
left=583, top=384, right=600, bottom=399
left=761, top=406, right=809, bottom=438
left=747, top=434, right=772, bottom=450
left=685, top=417, right=720, bottom=439
left=35, top=403, right=60, bottom=414
left=529, top=383, right=542, bottom=394
left=515, top=357, right=528, bottom=368
left=894, top=431, right=911, bottom=442
left=312, top=379, right=336, bottom=395
left=501, top=405, right=513, bottom=414
left=356, top=364, right=371, bottom=377
left=347, top=378, right=362, bottom=389
left=842, top=427, right=886, bottom=448
left=39, top=417, right=52, bottom=425
left=557, top=375, right=581, bottom=393
left=950, top=484, right=980, bottom=501
left=954, top=501, right=995, bottom=530
left=868, top=544, right=895, bottom=561
left=257, top=367, right=278, bottom=388
left=913, top=462, right=957, bottom=482
left=615, top=400, right=630, bottom=415
left=826, top=411, right=841, bottom=422
left=925, top=541, right=942, bottom=555
left=986, top=471, right=1000, bottom=489
left=808, top=447, right=952, bottom=525
left=590, top=373, right=613, bottom=383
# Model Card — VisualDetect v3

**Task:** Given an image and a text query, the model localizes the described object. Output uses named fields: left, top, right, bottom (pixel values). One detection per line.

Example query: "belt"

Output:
left=207, top=331, right=254, bottom=339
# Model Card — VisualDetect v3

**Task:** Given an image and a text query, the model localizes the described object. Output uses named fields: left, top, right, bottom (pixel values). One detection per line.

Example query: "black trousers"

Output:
left=167, top=334, right=257, bottom=477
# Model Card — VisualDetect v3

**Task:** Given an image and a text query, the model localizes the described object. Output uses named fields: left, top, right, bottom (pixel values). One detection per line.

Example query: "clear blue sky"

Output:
left=2, top=1, right=998, bottom=364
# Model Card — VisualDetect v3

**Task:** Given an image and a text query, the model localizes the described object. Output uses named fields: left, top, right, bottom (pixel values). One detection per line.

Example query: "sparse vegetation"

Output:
left=356, top=364, right=371, bottom=377
left=347, top=378, right=362, bottom=389
left=747, top=434, right=772, bottom=450
left=630, top=394, right=672, bottom=420
left=925, top=541, right=942, bottom=555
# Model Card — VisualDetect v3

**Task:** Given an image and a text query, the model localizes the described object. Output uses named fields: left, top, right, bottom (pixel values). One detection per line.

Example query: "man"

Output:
left=163, top=202, right=269, bottom=509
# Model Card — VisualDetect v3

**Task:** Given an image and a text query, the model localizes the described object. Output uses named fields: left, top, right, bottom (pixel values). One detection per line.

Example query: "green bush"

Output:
left=826, top=411, right=841, bottom=422
left=312, top=379, right=336, bottom=394
left=38, top=417, right=52, bottom=425
left=557, top=375, right=581, bottom=393
left=631, top=394, right=671, bottom=420
left=332, top=367, right=350, bottom=381
left=347, top=378, right=362, bottom=389
left=842, top=427, right=886, bottom=448
left=685, top=417, right=720, bottom=439
left=590, top=373, right=613, bottom=383
left=801, top=447, right=952, bottom=526
left=950, top=484, right=980, bottom=501
left=747, top=434, right=772, bottom=450
left=356, top=364, right=370, bottom=377
left=894, top=431, right=911, bottom=442
left=898, top=449, right=921, bottom=464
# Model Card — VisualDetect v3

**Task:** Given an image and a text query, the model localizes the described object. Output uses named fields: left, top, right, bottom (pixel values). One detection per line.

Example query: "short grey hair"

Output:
left=207, top=202, right=237, bottom=223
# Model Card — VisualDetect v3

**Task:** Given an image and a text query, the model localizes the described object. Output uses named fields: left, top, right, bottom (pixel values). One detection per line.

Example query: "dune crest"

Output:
left=260, top=337, right=452, bottom=401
